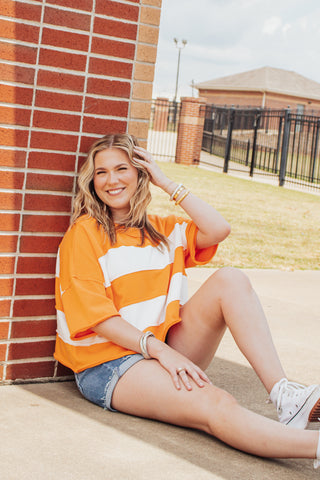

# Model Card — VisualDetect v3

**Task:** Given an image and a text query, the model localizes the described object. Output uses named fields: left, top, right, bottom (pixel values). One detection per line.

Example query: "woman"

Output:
left=54, top=133, right=320, bottom=468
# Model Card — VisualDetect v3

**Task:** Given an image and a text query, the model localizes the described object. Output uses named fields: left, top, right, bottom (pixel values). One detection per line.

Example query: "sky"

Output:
left=152, top=0, right=320, bottom=100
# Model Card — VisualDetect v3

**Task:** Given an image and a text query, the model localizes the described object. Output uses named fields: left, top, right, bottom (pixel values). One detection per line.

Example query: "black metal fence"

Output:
left=202, top=105, right=320, bottom=190
left=147, top=100, right=320, bottom=192
left=147, top=98, right=181, bottom=161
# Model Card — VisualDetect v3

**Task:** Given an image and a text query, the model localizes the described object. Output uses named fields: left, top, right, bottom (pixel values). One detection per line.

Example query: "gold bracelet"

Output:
left=172, top=186, right=184, bottom=202
left=175, top=189, right=190, bottom=206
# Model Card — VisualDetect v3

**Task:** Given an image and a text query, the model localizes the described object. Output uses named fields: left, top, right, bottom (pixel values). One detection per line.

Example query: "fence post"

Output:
left=279, top=109, right=291, bottom=186
left=245, top=139, right=250, bottom=166
left=310, top=120, right=320, bottom=183
left=210, top=105, right=215, bottom=154
left=175, top=97, right=206, bottom=165
left=274, top=114, right=283, bottom=172
left=223, top=107, right=235, bottom=173
left=250, top=112, right=261, bottom=176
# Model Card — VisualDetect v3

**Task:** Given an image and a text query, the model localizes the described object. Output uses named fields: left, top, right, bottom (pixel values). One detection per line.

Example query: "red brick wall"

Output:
left=0, top=0, right=162, bottom=383
left=198, top=88, right=320, bottom=114
left=264, top=92, right=320, bottom=115
left=199, top=89, right=264, bottom=107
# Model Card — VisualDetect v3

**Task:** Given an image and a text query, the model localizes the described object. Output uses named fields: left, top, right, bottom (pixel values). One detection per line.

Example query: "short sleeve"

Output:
left=58, top=221, right=119, bottom=340
left=148, top=214, right=218, bottom=268
left=184, top=221, right=218, bottom=268
left=61, top=278, right=119, bottom=340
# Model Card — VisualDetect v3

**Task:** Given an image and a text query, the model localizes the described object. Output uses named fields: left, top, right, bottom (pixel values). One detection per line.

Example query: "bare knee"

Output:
left=201, top=385, right=238, bottom=435
left=210, top=385, right=238, bottom=409
left=210, top=267, right=253, bottom=296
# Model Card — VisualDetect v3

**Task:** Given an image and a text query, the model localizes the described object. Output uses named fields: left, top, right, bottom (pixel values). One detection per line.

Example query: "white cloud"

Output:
left=297, top=16, right=308, bottom=30
left=282, top=23, right=291, bottom=35
left=262, top=16, right=282, bottom=35
left=153, top=0, right=320, bottom=100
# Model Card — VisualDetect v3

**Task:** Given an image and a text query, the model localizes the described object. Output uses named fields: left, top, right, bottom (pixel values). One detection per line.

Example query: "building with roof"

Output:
left=196, top=66, right=320, bottom=115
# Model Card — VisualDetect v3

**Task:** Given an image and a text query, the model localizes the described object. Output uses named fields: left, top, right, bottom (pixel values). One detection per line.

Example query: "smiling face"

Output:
left=93, top=147, right=138, bottom=222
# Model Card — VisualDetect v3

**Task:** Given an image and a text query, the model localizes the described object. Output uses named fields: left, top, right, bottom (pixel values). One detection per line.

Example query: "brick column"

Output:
left=128, top=0, right=162, bottom=147
left=175, top=97, right=206, bottom=165
left=153, top=98, right=170, bottom=131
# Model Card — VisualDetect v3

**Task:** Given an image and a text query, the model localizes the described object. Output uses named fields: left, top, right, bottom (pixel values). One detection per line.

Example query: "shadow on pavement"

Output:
left=16, top=356, right=317, bottom=480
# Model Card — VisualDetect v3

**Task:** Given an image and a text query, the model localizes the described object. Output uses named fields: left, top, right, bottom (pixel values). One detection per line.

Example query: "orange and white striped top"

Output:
left=54, top=214, right=218, bottom=372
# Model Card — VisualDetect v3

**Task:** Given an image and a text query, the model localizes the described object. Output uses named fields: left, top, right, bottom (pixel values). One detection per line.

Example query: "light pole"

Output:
left=173, top=38, right=187, bottom=102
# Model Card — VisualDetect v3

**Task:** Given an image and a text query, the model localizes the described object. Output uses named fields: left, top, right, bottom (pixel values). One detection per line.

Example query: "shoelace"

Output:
left=315, top=431, right=320, bottom=469
left=276, top=378, right=307, bottom=413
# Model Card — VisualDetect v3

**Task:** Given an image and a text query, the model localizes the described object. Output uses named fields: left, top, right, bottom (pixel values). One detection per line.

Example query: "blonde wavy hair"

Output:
left=72, top=133, right=168, bottom=248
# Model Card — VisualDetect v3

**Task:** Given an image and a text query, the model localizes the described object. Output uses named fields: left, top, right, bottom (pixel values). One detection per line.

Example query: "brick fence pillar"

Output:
left=153, top=98, right=170, bottom=131
left=175, top=97, right=206, bottom=165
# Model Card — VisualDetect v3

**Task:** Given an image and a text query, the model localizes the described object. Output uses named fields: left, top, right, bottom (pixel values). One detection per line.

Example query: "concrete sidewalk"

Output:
left=1, top=269, right=319, bottom=480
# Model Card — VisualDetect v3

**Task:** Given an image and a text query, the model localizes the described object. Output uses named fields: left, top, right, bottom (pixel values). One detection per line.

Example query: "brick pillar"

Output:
left=0, top=0, right=162, bottom=384
left=153, top=98, right=170, bottom=131
left=175, top=97, right=206, bottom=165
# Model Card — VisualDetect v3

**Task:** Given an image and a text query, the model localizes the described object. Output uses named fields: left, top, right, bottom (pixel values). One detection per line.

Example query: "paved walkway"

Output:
left=1, top=268, right=319, bottom=479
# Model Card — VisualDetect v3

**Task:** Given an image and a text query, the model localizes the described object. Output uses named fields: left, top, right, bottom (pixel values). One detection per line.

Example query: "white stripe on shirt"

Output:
left=56, top=310, right=110, bottom=346
left=57, top=272, right=188, bottom=344
left=119, top=272, right=188, bottom=330
left=98, top=221, right=188, bottom=286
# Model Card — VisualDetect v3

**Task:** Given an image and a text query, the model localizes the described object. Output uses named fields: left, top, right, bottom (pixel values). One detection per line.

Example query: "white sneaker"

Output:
left=269, top=378, right=320, bottom=430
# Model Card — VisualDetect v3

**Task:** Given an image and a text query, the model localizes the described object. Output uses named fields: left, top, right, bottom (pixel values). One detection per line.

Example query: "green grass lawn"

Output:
left=148, top=162, right=320, bottom=270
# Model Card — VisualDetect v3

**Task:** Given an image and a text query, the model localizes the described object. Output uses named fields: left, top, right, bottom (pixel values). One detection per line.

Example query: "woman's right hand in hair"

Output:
left=147, top=336, right=212, bottom=391
left=133, top=146, right=175, bottom=193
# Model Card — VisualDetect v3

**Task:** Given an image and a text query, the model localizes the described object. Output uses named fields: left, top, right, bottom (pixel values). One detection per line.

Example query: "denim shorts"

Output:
left=74, top=354, right=144, bottom=411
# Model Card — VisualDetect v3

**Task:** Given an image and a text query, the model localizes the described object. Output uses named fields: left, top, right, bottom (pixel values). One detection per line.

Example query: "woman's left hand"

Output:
left=148, top=338, right=212, bottom=391
left=133, top=146, right=172, bottom=191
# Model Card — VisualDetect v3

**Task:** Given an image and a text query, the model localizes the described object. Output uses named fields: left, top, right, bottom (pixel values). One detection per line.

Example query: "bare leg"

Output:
left=167, top=267, right=286, bottom=393
left=112, top=360, right=318, bottom=460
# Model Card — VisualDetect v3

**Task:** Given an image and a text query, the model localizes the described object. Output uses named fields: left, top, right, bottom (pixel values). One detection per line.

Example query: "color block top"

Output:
left=54, top=214, right=218, bottom=373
